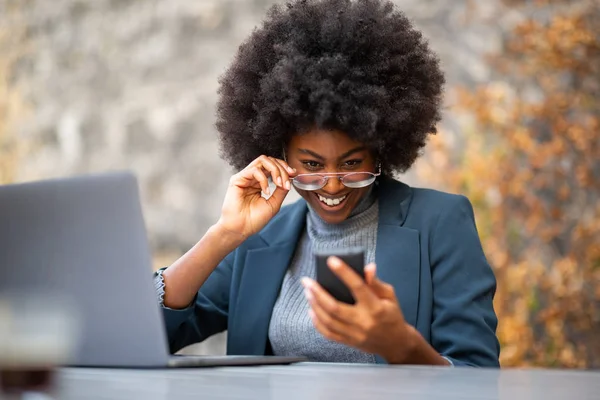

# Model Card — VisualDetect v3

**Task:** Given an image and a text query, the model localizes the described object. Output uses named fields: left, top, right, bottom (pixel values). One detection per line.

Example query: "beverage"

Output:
left=0, top=292, right=80, bottom=396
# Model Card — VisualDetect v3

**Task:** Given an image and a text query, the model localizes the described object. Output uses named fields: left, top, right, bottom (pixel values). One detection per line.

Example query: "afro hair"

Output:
left=216, top=0, right=445, bottom=175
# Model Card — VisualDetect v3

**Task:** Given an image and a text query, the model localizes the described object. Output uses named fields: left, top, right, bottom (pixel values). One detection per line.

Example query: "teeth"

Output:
left=318, top=194, right=347, bottom=207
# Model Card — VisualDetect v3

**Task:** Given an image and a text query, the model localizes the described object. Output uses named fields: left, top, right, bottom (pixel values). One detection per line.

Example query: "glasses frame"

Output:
left=280, top=148, right=382, bottom=191
left=290, top=168, right=381, bottom=191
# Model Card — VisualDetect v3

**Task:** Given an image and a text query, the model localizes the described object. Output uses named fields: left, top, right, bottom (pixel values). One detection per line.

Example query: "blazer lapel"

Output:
left=375, top=178, right=421, bottom=328
left=228, top=201, right=307, bottom=356
left=372, top=178, right=421, bottom=364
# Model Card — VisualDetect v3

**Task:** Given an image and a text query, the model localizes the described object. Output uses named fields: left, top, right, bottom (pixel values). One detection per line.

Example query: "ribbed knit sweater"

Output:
left=268, top=187, right=379, bottom=363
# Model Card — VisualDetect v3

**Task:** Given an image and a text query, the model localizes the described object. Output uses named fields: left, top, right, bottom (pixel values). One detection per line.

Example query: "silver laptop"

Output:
left=0, top=171, right=305, bottom=368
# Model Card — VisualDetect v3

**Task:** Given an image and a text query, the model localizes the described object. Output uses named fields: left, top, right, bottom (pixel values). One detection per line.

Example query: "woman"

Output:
left=155, top=0, right=500, bottom=367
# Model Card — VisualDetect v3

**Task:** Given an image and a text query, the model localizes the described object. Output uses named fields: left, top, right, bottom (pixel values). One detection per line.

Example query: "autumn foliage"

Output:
left=419, top=0, right=600, bottom=367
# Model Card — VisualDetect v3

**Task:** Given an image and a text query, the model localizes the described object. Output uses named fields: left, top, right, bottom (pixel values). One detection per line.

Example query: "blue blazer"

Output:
left=162, top=177, right=500, bottom=367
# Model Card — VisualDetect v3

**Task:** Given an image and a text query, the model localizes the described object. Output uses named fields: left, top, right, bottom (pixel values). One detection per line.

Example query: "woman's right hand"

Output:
left=216, top=155, right=297, bottom=240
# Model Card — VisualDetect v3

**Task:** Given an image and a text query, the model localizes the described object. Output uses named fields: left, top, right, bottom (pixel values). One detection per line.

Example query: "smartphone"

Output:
left=315, top=247, right=365, bottom=305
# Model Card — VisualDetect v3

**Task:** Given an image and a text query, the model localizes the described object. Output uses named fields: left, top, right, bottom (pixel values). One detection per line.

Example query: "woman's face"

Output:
left=285, top=128, right=377, bottom=224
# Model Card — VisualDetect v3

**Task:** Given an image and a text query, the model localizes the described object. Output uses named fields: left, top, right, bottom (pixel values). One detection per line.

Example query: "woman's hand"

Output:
left=162, top=155, right=295, bottom=309
left=217, top=155, right=297, bottom=240
left=301, top=257, right=416, bottom=364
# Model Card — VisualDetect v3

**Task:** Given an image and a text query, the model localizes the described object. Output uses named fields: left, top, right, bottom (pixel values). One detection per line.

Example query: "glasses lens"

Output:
left=292, top=174, right=326, bottom=190
left=341, top=173, right=376, bottom=188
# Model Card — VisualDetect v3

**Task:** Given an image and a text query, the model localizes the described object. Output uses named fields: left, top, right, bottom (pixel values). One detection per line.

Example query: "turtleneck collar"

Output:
left=306, top=182, right=379, bottom=236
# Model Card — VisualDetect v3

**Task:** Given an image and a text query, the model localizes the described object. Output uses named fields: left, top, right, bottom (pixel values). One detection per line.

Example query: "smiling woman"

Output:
left=286, top=129, right=378, bottom=224
left=155, top=0, right=500, bottom=367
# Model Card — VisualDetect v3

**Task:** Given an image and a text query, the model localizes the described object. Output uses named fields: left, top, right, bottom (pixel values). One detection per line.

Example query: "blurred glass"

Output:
left=0, top=292, right=80, bottom=397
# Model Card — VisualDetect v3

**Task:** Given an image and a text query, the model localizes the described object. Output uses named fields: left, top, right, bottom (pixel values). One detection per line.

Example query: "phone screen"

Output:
left=315, top=247, right=365, bottom=304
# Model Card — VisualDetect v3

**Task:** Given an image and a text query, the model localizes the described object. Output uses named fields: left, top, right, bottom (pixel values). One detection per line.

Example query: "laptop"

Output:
left=0, top=171, right=306, bottom=368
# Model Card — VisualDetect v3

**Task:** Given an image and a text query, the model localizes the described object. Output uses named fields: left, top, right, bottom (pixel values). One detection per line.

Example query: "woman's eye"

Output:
left=344, top=159, right=363, bottom=168
left=302, top=161, right=322, bottom=169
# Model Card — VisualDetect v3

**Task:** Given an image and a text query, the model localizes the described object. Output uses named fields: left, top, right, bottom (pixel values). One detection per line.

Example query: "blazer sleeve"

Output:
left=429, top=194, right=501, bottom=367
left=160, top=252, right=235, bottom=354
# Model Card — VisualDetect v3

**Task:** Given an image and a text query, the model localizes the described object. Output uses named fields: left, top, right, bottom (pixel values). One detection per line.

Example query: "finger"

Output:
left=278, top=158, right=297, bottom=175
left=250, top=167, right=271, bottom=195
left=252, top=156, right=286, bottom=189
left=364, top=263, right=377, bottom=285
left=308, top=309, right=347, bottom=344
left=306, top=291, right=354, bottom=340
left=301, top=278, right=357, bottom=325
left=268, top=157, right=293, bottom=190
left=272, top=157, right=297, bottom=179
left=307, top=288, right=373, bottom=347
left=231, top=166, right=270, bottom=194
left=266, top=185, right=289, bottom=212
left=328, top=256, right=378, bottom=306
left=364, top=263, right=396, bottom=300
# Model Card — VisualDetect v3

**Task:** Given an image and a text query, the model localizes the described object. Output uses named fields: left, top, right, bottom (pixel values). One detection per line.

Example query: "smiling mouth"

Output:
left=316, top=193, right=348, bottom=207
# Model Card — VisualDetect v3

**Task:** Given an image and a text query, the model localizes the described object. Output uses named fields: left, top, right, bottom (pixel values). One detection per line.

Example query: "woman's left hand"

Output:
left=302, top=256, right=415, bottom=364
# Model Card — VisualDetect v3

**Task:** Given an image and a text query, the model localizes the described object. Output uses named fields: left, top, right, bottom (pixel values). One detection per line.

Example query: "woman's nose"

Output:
left=322, top=175, right=345, bottom=194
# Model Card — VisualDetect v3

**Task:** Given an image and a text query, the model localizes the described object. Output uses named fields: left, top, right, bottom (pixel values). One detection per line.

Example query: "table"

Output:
left=46, top=363, right=600, bottom=399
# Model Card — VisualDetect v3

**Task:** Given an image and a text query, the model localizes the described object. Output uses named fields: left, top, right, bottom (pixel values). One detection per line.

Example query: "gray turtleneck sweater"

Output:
left=267, top=187, right=379, bottom=363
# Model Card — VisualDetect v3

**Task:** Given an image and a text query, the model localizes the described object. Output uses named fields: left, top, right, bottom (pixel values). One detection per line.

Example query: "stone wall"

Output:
left=1, top=0, right=515, bottom=354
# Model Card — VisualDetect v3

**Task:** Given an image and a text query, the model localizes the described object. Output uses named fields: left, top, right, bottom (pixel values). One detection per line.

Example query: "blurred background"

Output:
left=1, top=0, right=598, bottom=368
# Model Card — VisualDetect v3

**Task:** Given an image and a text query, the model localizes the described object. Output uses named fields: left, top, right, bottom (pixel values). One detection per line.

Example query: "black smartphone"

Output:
left=315, top=247, right=365, bottom=305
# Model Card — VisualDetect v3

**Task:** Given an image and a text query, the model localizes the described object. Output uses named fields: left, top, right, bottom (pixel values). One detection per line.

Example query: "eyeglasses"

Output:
left=291, top=171, right=380, bottom=191
left=281, top=148, right=381, bottom=191
left=290, top=164, right=381, bottom=191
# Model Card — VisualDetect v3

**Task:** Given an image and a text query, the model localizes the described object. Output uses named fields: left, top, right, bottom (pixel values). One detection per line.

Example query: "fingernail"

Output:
left=277, top=177, right=282, bottom=186
left=301, top=277, right=311, bottom=288
left=304, top=288, right=313, bottom=301
left=328, top=256, right=341, bottom=269
left=285, top=180, right=291, bottom=190
left=308, top=309, right=315, bottom=319
left=288, top=166, right=296, bottom=173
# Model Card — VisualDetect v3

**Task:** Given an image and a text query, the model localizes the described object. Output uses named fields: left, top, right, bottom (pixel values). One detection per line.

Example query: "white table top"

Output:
left=49, top=363, right=600, bottom=400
